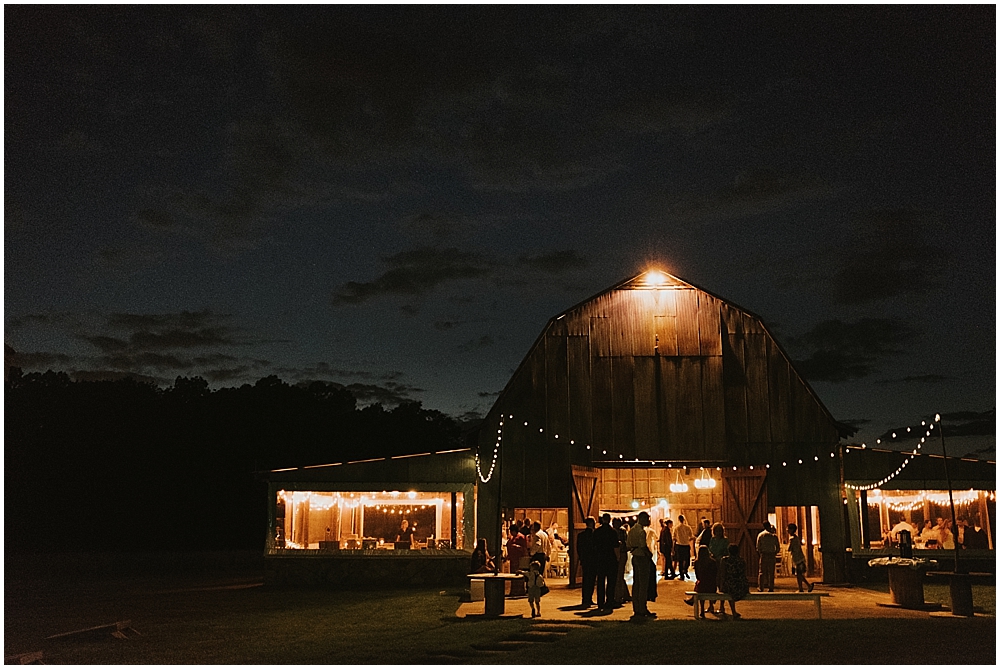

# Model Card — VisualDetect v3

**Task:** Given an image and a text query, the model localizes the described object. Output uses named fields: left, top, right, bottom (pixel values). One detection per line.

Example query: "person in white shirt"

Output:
left=755, top=521, right=780, bottom=592
left=890, top=519, right=916, bottom=543
left=529, top=521, right=552, bottom=569
left=672, top=514, right=695, bottom=580
left=626, top=511, right=657, bottom=619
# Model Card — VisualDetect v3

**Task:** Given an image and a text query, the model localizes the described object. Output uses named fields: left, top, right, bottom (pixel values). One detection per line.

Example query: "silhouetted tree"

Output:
left=5, top=373, right=461, bottom=552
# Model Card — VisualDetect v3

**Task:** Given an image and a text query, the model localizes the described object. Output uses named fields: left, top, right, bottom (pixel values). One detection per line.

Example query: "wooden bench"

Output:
left=686, top=591, right=830, bottom=619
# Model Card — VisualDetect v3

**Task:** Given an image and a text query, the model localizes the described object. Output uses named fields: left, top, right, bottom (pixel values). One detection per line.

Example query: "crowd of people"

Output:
left=886, top=516, right=989, bottom=550
left=474, top=512, right=824, bottom=620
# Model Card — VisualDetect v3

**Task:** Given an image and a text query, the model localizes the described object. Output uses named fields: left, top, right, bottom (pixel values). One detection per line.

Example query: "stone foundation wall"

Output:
left=264, top=552, right=472, bottom=588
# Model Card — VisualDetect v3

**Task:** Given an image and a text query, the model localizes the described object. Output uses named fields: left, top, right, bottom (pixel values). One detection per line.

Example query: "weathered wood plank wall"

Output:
left=481, top=277, right=841, bottom=519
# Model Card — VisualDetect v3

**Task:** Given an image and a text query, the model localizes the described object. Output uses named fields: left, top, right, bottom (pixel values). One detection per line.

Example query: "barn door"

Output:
left=721, top=467, right=767, bottom=580
left=569, top=465, right=600, bottom=586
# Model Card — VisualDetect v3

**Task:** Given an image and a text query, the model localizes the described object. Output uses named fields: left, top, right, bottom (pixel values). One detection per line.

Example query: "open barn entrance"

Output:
left=506, top=507, right=570, bottom=577
left=587, top=465, right=770, bottom=584
left=774, top=505, right=823, bottom=579
left=592, top=466, right=723, bottom=584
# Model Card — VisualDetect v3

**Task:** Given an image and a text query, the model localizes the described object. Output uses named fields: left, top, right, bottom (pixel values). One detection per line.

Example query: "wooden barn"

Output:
left=476, top=269, right=855, bottom=584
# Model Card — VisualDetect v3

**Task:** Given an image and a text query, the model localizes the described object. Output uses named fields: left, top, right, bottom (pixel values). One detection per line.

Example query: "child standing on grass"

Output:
left=526, top=559, right=546, bottom=618
left=787, top=523, right=814, bottom=592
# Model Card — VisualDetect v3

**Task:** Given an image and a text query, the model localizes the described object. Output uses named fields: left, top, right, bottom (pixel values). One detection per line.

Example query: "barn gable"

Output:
left=480, top=270, right=841, bottom=506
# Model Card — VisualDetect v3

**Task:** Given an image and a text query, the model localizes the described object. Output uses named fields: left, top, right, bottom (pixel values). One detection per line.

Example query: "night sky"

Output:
left=5, top=6, right=994, bottom=450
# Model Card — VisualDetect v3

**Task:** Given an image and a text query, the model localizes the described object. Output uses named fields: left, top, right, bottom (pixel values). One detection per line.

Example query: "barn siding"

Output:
left=567, top=335, right=593, bottom=452
left=483, top=275, right=841, bottom=546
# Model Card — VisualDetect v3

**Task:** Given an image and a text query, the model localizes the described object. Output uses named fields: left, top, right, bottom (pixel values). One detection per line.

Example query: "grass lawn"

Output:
left=6, top=566, right=995, bottom=664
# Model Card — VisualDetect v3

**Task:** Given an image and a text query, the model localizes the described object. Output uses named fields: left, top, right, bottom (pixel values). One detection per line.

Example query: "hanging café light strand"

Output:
left=844, top=414, right=940, bottom=491
left=478, top=411, right=961, bottom=490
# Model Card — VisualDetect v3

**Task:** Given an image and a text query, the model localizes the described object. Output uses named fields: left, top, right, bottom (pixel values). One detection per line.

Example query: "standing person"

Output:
left=644, top=518, right=659, bottom=603
left=697, top=518, right=713, bottom=548
left=395, top=519, right=415, bottom=545
left=720, top=544, right=750, bottom=619
left=612, top=517, right=631, bottom=607
left=955, top=518, right=968, bottom=549
left=529, top=521, right=552, bottom=569
left=577, top=517, right=598, bottom=607
left=755, top=521, right=780, bottom=592
left=593, top=513, right=619, bottom=612
left=787, top=523, right=814, bottom=592
left=690, top=545, right=719, bottom=619
left=939, top=518, right=955, bottom=550
left=919, top=519, right=939, bottom=548
left=673, top=514, right=694, bottom=580
left=659, top=519, right=675, bottom=579
left=525, top=559, right=546, bottom=618
left=507, top=523, right=528, bottom=596
left=708, top=523, right=729, bottom=579
left=626, top=511, right=657, bottom=619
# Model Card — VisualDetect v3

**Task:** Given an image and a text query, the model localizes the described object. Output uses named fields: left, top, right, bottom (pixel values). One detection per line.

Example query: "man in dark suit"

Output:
left=593, top=513, right=619, bottom=612
left=577, top=516, right=598, bottom=607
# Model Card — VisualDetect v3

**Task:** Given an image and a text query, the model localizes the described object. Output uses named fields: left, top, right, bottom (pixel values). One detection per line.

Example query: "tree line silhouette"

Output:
left=6, top=370, right=467, bottom=553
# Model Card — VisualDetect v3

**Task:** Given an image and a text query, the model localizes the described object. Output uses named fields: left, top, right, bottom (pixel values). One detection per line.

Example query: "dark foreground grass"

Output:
left=6, top=569, right=995, bottom=664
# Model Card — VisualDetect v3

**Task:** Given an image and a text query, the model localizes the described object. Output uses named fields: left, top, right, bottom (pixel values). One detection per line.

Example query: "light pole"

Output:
left=935, top=413, right=962, bottom=573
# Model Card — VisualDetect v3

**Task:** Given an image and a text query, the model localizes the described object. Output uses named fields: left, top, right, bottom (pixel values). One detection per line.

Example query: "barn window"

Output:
left=274, top=490, right=465, bottom=551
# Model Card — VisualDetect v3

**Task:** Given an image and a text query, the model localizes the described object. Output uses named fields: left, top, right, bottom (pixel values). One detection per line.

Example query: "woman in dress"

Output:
left=706, top=523, right=729, bottom=615
left=691, top=545, right=719, bottom=619
left=720, top=543, right=750, bottom=618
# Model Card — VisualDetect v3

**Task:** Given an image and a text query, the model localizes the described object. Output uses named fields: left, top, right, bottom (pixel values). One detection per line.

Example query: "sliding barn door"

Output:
left=569, top=465, right=600, bottom=586
left=721, top=467, right=767, bottom=580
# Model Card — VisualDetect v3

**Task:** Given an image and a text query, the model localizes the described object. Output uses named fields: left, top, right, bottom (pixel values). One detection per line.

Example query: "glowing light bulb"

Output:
left=645, top=269, right=667, bottom=286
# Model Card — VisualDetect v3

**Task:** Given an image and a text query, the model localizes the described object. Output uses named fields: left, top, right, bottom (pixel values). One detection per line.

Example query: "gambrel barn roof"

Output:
left=479, top=270, right=847, bottom=504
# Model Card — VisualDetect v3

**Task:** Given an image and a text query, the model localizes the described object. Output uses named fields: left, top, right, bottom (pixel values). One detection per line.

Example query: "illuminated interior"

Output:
left=861, top=488, right=995, bottom=550
left=275, top=490, right=465, bottom=550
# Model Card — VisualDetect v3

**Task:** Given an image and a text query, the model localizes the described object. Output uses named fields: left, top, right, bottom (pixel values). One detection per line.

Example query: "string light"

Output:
left=844, top=413, right=940, bottom=491
left=476, top=418, right=502, bottom=483
left=475, top=410, right=984, bottom=493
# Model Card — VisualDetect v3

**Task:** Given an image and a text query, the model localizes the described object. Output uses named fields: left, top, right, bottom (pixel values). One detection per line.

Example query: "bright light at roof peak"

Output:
left=645, top=269, right=667, bottom=286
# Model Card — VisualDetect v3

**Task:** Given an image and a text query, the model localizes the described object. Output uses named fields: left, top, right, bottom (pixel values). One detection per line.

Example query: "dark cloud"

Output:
left=658, top=169, right=841, bottom=224
left=876, top=374, right=953, bottom=385
left=338, top=381, right=424, bottom=406
left=433, top=319, right=486, bottom=331
left=334, top=245, right=592, bottom=305
left=6, top=313, right=80, bottom=329
left=5, top=350, right=77, bottom=370
left=402, top=213, right=464, bottom=243
left=202, top=366, right=258, bottom=383
left=457, top=336, right=494, bottom=353
left=79, top=310, right=281, bottom=354
left=274, top=363, right=404, bottom=382
left=789, top=318, right=916, bottom=382
left=840, top=418, right=872, bottom=428
left=98, top=352, right=194, bottom=371
left=107, top=310, right=221, bottom=330
left=70, top=369, right=163, bottom=385
left=830, top=210, right=948, bottom=304
left=80, top=335, right=130, bottom=353
left=518, top=250, right=588, bottom=274
left=332, top=247, right=492, bottom=305
left=8, top=308, right=280, bottom=386
left=130, top=328, right=238, bottom=350
left=477, top=390, right=501, bottom=398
